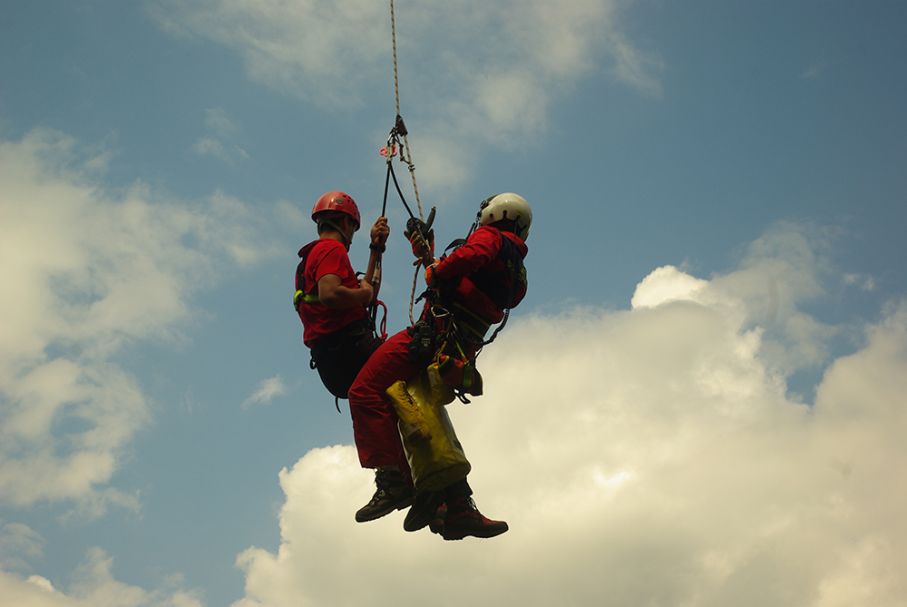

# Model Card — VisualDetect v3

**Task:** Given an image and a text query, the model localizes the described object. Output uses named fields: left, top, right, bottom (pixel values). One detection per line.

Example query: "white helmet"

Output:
left=478, top=192, right=532, bottom=241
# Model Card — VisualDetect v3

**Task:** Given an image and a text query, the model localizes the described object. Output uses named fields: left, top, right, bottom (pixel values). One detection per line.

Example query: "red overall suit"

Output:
left=347, top=226, right=528, bottom=472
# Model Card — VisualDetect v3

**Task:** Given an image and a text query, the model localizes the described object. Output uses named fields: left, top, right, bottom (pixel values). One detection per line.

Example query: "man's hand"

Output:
left=404, top=217, right=434, bottom=261
left=424, top=259, right=440, bottom=287
left=370, top=216, right=389, bottom=248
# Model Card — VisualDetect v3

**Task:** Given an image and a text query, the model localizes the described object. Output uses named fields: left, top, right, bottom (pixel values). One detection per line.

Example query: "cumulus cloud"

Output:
left=232, top=224, right=907, bottom=606
left=0, top=548, right=204, bottom=607
left=241, top=375, right=287, bottom=410
left=0, top=129, right=277, bottom=513
left=150, top=0, right=661, bottom=189
left=631, top=264, right=708, bottom=308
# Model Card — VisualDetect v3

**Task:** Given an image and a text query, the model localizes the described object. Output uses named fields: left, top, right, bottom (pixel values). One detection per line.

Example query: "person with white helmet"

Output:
left=294, top=191, right=415, bottom=521
left=347, top=192, right=532, bottom=539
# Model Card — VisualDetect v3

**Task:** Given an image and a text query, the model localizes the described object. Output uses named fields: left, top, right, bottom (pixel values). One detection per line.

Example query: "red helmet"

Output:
left=311, top=191, right=361, bottom=228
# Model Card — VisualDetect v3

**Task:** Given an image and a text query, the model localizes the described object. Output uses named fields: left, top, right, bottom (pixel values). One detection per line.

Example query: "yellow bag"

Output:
left=387, top=365, right=470, bottom=492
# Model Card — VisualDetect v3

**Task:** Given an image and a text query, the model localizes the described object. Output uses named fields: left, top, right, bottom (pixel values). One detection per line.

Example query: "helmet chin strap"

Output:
left=319, top=218, right=355, bottom=249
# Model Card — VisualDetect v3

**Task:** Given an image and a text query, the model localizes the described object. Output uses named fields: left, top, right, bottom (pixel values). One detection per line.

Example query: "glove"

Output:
left=404, top=217, right=434, bottom=259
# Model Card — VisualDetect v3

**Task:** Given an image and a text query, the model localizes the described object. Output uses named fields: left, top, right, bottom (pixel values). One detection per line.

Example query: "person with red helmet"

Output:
left=295, top=191, right=386, bottom=394
left=294, top=191, right=414, bottom=521
left=348, top=193, right=532, bottom=540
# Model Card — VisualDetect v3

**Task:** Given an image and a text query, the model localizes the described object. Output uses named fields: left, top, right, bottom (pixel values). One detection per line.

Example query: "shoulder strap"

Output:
left=294, top=240, right=324, bottom=310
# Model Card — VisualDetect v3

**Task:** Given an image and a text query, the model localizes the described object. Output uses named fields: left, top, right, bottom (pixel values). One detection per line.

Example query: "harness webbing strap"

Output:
left=294, top=290, right=321, bottom=308
left=450, top=302, right=492, bottom=343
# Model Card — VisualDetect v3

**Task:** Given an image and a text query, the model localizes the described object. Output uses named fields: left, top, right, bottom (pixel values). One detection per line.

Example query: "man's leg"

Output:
left=348, top=330, right=420, bottom=522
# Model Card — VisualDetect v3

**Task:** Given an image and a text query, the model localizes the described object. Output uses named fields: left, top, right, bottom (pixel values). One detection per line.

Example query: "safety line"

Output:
left=388, top=0, right=424, bottom=221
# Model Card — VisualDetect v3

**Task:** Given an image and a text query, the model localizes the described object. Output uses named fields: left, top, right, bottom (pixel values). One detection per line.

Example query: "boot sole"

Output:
left=428, top=519, right=510, bottom=542
left=441, top=524, right=509, bottom=541
left=403, top=514, right=432, bottom=532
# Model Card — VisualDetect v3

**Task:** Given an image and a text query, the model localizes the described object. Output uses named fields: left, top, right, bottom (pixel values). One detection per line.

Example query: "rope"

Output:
left=388, top=0, right=424, bottom=221
left=387, top=0, right=427, bottom=325
left=400, top=135, right=424, bottom=220
left=390, top=0, right=401, bottom=119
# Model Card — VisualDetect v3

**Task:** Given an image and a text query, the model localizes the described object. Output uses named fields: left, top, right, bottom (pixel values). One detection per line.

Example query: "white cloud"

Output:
left=607, top=29, right=665, bottom=95
left=203, top=108, right=237, bottom=137
left=844, top=272, right=876, bottom=292
left=0, top=522, right=45, bottom=572
left=0, top=548, right=204, bottom=607
left=148, top=0, right=388, bottom=108
left=631, top=264, right=709, bottom=309
left=150, top=0, right=661, bottom=190
left=232, top=225, right=907, bottom=606
left=241, top=375, right=287, bottom=410
left=632, top=225, right=837, bottom=380
left=0, top=129, right=277, bottom=512
left=193, top=109, right=249, bottom=164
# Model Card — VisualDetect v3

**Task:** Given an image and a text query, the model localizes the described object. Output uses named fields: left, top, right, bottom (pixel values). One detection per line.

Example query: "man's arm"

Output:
left=317, top=274, right=373, bottom=309
left=432, top=227, right=500, bottom=282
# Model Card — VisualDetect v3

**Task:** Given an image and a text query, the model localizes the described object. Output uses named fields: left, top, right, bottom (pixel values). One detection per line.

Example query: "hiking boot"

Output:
left=428, top=502, right=447, bottom=535
left=354, top=468, right=414, bottom=523
left=403, top=491, right=443, bottom=532
left=434, top=497, right=508, bottom=540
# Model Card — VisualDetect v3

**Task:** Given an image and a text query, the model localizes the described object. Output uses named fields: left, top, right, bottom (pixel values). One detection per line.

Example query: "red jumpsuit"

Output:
left=347, top=226, right=528, bottom=471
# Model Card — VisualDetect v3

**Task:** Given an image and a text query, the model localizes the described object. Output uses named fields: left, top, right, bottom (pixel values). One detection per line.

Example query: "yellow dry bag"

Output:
left=386, top=364, right=471, bottom=492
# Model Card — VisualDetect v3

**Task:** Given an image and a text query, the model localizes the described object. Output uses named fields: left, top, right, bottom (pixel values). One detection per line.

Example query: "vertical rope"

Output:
left=388, top=0, right=424, bottom=221
left=401, top=133, right=424, bottom=219
left=388, top=0, right=427, bottom=325
left=389, top=0, right=401, bottom=118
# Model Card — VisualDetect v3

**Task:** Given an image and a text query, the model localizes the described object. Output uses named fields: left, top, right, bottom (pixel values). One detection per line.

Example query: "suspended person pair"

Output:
left=294, top=188, right=533, bottom=540
left=292, top=0, right=535, bottom=541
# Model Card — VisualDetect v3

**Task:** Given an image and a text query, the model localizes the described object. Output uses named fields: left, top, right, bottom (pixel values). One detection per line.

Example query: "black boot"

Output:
left=403, top=491, right=444, bottom=532
left=355, top=468, right=414, bottom=523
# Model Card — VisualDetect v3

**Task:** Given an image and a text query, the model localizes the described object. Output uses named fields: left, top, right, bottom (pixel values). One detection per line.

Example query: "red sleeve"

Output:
left=311, top=241, right=355, bottom=284
left=433, top=226, right=501, bottom=281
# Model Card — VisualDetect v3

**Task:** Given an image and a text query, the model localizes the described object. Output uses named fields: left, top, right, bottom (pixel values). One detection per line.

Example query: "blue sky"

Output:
left=2, top=2, right=906, bottom=606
